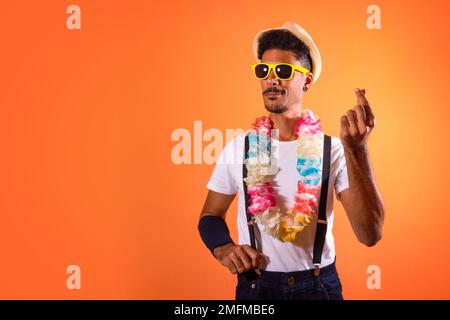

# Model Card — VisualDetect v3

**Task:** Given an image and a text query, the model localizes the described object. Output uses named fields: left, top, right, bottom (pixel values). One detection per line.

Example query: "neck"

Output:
left=269, top=112, right=301, bottom=141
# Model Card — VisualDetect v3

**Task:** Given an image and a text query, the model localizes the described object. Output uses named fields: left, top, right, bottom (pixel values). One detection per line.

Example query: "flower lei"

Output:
left=244, top=109, right=324, bottom=242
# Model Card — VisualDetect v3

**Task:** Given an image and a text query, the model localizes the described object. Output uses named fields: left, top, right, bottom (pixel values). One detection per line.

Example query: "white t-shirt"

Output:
left=206, top=132, right=349, bottom=272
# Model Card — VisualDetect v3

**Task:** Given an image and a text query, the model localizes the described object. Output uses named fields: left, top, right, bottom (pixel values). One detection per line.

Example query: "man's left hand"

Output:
left=340, top=88, right=376, bottom=152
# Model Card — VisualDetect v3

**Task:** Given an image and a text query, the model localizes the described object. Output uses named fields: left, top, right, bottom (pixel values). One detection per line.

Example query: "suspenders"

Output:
left=243, top=133, right=332, bottom=276
left=243, top=134, right=258, bottom=251
left=313, top=134, right=331, bottom=275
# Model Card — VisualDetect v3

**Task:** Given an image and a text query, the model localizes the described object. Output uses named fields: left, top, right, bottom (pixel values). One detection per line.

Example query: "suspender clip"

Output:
left=314, top=263, right=321, bottom=276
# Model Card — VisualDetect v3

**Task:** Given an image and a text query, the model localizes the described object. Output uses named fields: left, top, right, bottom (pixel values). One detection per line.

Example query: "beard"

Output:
left=263, top=88, right=289, bottom=114
left=264, top=101, right=288, bottom=114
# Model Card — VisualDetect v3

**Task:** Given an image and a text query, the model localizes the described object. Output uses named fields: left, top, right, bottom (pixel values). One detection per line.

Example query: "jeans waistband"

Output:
left=238, top=260, right=337, bottom=285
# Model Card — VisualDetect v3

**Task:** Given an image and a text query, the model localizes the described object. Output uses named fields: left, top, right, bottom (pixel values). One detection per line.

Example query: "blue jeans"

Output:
left=235, top=260, right=343, bottom=300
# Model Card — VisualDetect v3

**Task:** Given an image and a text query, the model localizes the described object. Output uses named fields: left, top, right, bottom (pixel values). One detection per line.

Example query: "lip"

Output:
left=265, top=92, right=282, bottom=97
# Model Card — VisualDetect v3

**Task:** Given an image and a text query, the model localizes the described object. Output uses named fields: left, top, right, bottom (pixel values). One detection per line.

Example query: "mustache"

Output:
left=263, top=87, right=285, bottom=95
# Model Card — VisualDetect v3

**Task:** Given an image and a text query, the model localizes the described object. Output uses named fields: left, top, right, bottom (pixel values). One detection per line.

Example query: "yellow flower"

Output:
left=278, top=210, right=313, bottom=242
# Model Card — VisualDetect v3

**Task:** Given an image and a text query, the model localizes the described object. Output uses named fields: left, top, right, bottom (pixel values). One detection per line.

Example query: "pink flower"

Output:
left=294, top=183, right=320, bottom=216
left=248, top=182, right=277, bottom=214
left=248, top=196, right=272, bottom=214
left=251, top=116, right=273, bottom=134
left=296, top=110, right=322, bottom=134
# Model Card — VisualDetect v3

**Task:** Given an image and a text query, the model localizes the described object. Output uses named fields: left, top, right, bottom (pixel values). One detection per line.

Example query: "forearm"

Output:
left=343, top=145, right=385, bottom=246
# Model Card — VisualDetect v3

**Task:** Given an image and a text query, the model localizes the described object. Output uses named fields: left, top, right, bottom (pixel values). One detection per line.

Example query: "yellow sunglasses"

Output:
left=252, top=62, right=310, bottom=81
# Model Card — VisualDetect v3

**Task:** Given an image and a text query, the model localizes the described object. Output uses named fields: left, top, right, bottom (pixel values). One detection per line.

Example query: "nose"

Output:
left=266, top=68, right=281, bottom=85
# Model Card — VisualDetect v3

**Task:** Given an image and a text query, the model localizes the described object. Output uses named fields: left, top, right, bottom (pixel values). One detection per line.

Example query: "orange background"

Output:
left=0, top=0, right=449, bottom=299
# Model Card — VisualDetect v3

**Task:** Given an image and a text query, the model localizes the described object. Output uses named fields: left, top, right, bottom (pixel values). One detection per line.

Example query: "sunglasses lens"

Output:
left=275, top=64, right=293, bottom=79
left=255, top=64, right=270, bottom=79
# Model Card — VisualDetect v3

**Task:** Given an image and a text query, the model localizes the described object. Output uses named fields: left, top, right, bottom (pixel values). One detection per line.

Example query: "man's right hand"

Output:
left=213, top=243, right=267, bottom=274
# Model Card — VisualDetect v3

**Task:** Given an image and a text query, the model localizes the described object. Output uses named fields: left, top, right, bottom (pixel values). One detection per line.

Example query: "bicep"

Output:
left=200, top=190, right=236, bottom=220
left=337, top=188, right=361, bottom=229
left=336, top=188, right=353, bottom=220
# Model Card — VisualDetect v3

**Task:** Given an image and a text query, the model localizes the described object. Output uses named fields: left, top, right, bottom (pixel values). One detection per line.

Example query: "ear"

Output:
left=303, top=72, right=314, bottom=92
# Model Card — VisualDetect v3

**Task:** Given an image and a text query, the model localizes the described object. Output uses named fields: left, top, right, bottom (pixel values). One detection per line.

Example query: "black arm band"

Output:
left=198, top=215, right=234, bottom=256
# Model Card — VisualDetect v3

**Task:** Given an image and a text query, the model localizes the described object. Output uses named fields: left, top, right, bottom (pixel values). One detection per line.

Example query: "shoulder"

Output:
left=328, top=135, right=345, bottom=154
left=217, top=132, right=246, bottom=165
left=329, top=135, right=342, bottom=147
left=223, top=132, right=245, bottom=153
left=327, top=135, right=347, bottom=171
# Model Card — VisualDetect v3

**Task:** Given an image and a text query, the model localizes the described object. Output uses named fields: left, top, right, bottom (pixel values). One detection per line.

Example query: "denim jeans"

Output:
left=235, top=260, right=343, bottom=300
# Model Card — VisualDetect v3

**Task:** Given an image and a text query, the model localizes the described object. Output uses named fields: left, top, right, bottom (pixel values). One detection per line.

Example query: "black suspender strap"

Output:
left=312, top=134, right=332, bottom=276
left=243, top=134, right=257, bottom=251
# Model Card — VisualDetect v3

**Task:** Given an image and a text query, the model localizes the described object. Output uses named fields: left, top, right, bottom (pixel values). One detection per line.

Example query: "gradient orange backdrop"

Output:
left=0, top=0, right=449, bottom=299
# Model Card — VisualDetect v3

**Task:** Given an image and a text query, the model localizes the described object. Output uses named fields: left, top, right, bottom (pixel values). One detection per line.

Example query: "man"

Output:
left=198, top=21, right=385, bottom=300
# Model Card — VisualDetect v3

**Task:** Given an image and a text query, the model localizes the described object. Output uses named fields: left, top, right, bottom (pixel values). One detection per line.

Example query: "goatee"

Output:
left=265, top=103, right=288, bottom=114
